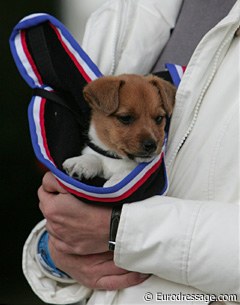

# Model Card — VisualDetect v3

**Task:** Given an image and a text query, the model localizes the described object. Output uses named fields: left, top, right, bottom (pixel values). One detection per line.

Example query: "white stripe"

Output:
left=33, top=97, right=54, bottom=165
left=56, top=153, right=163, bottom=198
left=15, top=33, right=41, bottom=87
left=20, top=13, right=47, bottom=23
left=175, top=65, right=184, bottom=79
left=54, top=27, right=99, bottom=81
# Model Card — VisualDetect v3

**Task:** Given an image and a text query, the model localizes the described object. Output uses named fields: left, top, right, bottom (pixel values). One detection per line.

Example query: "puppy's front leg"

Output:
left=63, top=155, right=103, bottom=180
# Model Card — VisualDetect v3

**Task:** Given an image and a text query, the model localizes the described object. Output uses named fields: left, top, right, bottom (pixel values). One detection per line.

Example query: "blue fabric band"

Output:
left=37, top=231, right=70, bottom=279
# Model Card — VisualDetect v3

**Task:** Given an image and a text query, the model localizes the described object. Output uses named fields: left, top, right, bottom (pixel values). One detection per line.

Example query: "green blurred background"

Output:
left=1, top=1, right=59, bottom=304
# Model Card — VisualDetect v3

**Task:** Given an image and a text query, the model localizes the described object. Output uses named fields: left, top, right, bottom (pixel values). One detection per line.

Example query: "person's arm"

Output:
left=114, top=196, right=239, bottom=297
left=23, top=172, right=149, bottom=304
left=37, top=170, right=239, bottom=299
left=114, top=67, right=240, bottom=297
left=82, top=0, right=182, bottom=75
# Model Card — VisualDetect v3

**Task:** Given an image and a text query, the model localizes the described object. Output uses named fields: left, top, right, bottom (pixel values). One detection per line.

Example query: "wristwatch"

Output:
left=109, top=205, right=122, bottom=251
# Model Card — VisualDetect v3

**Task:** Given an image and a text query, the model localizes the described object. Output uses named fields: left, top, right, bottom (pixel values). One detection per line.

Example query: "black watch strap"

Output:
left=109, top=206, right=122, bottom=251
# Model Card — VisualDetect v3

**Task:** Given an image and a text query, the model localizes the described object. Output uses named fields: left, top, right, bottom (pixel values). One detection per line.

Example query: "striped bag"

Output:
left=10, top=13, right=183, bottom=206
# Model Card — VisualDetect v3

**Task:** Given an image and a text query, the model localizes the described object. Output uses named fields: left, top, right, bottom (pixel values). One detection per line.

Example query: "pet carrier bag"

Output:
left=10, top=13, right=183, bottom=206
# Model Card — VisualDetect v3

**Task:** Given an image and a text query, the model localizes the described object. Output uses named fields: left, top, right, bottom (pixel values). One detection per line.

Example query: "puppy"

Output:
left=63, top=74, right=176, bottom=187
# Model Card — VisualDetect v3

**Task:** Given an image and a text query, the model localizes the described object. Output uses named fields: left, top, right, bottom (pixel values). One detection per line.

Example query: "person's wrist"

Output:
left=109, top=205, right=122, bottom=251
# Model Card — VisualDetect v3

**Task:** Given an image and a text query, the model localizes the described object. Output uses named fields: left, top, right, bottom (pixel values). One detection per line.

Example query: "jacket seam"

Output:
left=139, top=3, right=173, bottom=29
left=208, top=108, right=237, bottom=201
left=181, top=202, right=202, bottom=285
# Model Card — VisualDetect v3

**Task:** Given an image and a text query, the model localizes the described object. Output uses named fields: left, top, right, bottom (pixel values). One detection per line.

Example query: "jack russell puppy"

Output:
left=63, top=74, right=176, bottom=187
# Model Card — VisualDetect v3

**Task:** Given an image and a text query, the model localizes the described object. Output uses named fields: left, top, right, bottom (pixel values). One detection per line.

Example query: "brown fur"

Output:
left=83, top=74, right=176, bottom=159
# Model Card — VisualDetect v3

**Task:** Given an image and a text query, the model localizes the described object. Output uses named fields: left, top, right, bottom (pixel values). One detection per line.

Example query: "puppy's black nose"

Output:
left=142, top=139, right=157, bottom=153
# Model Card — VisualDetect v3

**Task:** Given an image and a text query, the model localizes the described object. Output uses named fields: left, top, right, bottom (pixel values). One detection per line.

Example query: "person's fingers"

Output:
left=45, top=222, right=64, bottom=241
left=80, top=251, right=114, bottom=265
left=47, top=241, right=146, bottom=291
left=38, top=184, right=72, bottom=220
left=38, top=185, right=53, bottom=215
left=38, top=186, right=68, bottom=222
left=38, top=185, right=62, bottom=219
left=39, top=181, right=85, bottom=218
left=48, top=234, right=74, bottom=253
left=38, top=185, right=54, bottom=202
left=94, top=259, right=129, bottom=277
left=96, top=272, right=150, bottom=290
left=42, top=171, right=67, bottom=194
left=77, top=253, right=143, bottom=289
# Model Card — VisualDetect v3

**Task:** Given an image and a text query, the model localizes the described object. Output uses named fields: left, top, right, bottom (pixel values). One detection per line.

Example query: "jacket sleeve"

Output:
left=114, top=197, right=239, bottom=297
left=22, top=219, right=92, bottom=305
left=82, top=0, right=182, bottom=75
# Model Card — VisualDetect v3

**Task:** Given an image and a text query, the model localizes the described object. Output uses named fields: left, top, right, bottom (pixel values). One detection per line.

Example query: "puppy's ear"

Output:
left=146, top=75, right=176, bottom=117
left=83, top=77, right=125, bottom=115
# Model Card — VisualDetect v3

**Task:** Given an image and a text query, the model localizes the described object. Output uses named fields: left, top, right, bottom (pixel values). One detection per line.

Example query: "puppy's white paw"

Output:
left=63, top=155, right=102, bottom=180
left=103, top=171, right=131, bottom=188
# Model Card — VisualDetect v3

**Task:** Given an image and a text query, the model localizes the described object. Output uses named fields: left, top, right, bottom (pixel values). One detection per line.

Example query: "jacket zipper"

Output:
left=168, top=27, right=236, bottom=167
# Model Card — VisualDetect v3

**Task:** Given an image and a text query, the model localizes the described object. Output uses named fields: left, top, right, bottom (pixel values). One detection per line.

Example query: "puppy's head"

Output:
left=83, top=74, right=176, bottom=162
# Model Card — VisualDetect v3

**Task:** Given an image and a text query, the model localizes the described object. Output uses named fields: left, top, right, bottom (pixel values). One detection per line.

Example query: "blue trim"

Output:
left=165, top=63, right=181, bottom=87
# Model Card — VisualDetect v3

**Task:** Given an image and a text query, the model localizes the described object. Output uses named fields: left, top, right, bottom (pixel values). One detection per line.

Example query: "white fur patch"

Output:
left=63, top=122, right=137, bottom=187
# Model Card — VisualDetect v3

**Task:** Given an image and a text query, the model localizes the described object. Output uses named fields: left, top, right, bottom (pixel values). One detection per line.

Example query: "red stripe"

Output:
left=57, top=154, right=163, bottom=202
left=20, top=30, right=43, bottom=85
left=49, top=23, right=92, bottom=83
left=182, top=66, right=187, bottom=73
left=39, top=98, right=55, bottom=164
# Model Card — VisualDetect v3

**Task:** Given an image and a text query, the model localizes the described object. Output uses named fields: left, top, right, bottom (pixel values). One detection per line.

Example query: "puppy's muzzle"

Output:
left=127, top=139, right=157, bottom=161
left=142, top=139, right=157, bottom=154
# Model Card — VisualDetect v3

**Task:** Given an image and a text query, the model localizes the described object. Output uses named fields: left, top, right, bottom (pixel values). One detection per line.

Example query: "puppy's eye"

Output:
left=116, top=115, right=135, bottom=125
left=155, top=116, right=163, bottom=125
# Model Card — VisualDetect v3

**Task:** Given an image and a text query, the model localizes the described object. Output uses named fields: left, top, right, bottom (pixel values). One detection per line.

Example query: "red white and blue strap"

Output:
left=10, top=13, right=102, bottom=89
left=165, top=63, right=186, bottom=87
left=57, top=152, right=166, bottom=202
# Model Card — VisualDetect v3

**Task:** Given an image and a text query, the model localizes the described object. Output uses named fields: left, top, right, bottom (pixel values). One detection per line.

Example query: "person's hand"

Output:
left=49, top=241, right=149, bottom=290
left=38, top=172, right=112, bottom=255
left=38, top=172, right=150, bottom=290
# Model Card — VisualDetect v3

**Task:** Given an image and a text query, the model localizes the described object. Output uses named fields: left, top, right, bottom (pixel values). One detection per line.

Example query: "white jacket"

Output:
left=22, top=1, right=240, bottom=304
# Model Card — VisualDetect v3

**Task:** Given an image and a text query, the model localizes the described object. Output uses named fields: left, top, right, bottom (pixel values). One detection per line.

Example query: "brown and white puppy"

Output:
left=63, top=74, right=176, bottom=187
